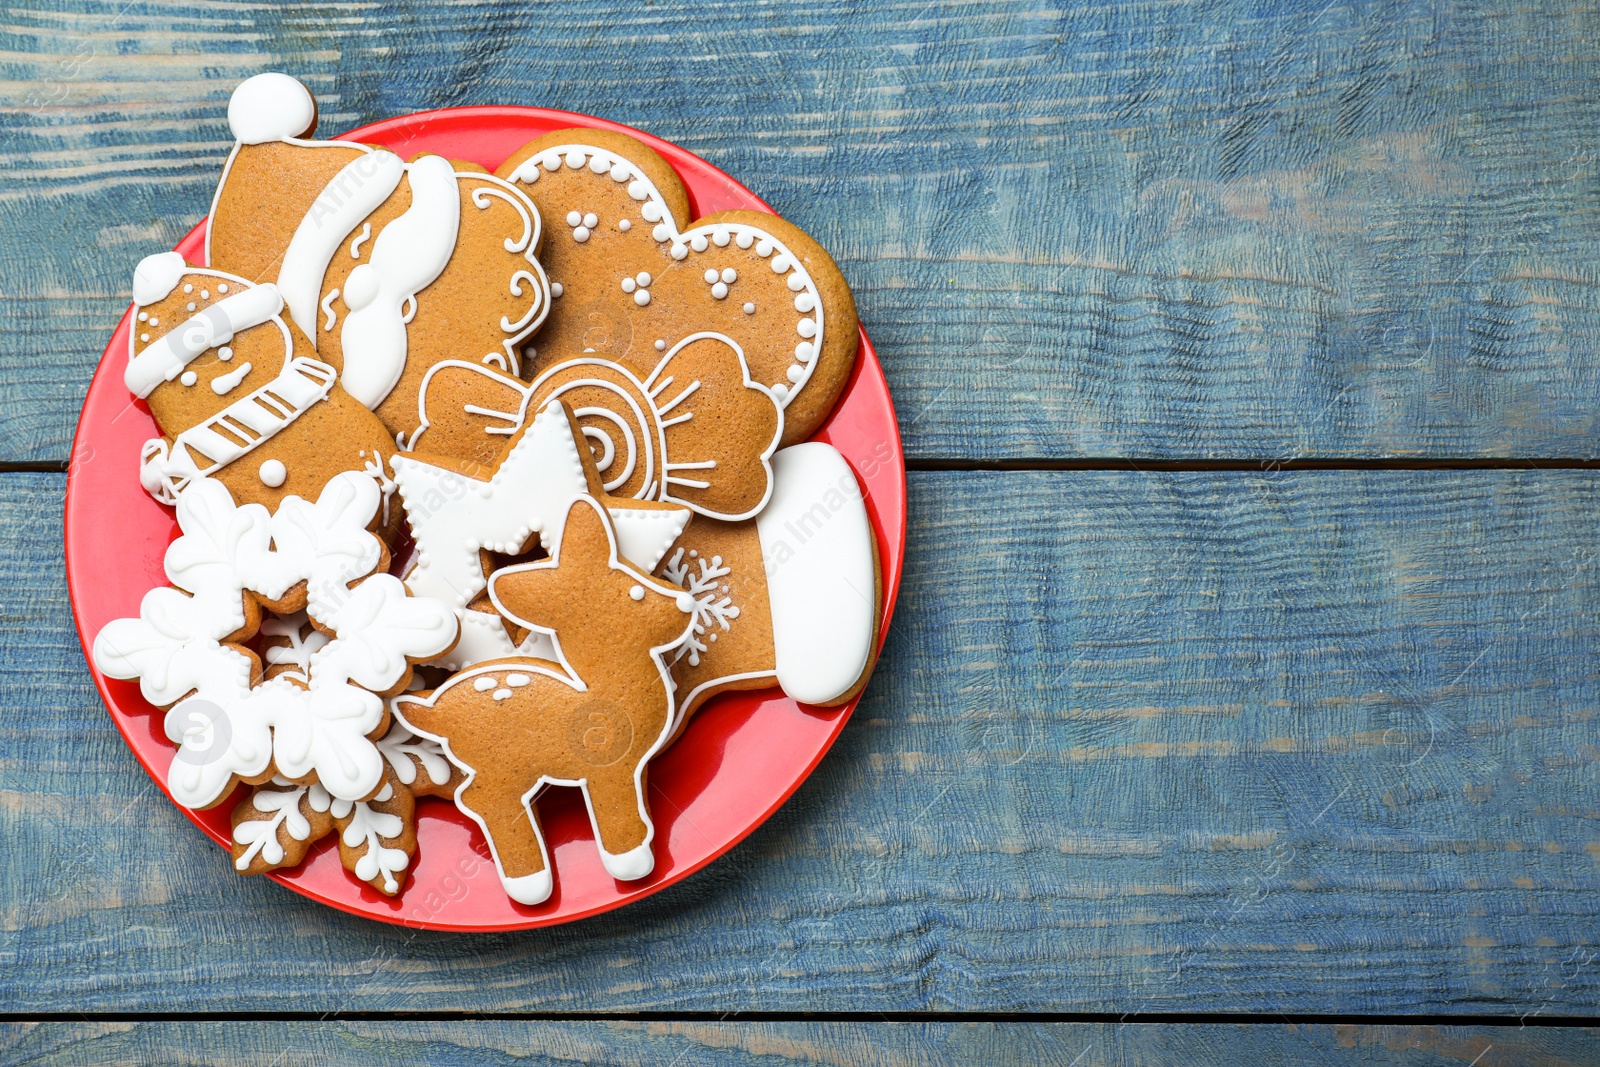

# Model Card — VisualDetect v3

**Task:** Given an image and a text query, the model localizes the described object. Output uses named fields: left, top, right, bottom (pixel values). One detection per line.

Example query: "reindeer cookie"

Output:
left=496, top=129, right=858, bottom=446
left=207, top=73, right=550, bottom=443
left=93, top=471, right=460, bottom=810
left=395, top=495, right=697, bottom=905
left=125, top=253, right=400, bottom=530
left=230, top=719, right=462, bottom=896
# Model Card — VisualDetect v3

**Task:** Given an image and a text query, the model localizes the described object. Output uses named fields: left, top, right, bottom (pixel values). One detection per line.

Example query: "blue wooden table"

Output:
left=3, top=1, right=1599, bottom=1063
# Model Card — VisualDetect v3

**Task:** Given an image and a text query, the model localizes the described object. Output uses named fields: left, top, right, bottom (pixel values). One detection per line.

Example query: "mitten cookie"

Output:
left=659, top=442, right=882, bottom=738
left=406, top=330, right=782, bottom=519
left=394, top=495, right=698, bottom=905
left=207, top=73, right=550, bottom=441
left=125, top=253, right=399, bottom=528
left=93, top=472, right=459, bottom=809
left=230, top=721, right=462, bottom=895
left=495, top=129, right=858, bottom=445
left=393, top=397, right=695, bottom=670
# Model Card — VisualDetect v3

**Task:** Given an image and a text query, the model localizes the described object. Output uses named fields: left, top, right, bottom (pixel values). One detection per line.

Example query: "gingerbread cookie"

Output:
left=230, top=720, right=461, bottom=895
left=207, top=73, right=550, bottom=443
left=393, top=397, right=695, bottom=670
left=394, top=494, right=697, bottom=905
left=495, top=129, right=858, bottom=445
left=406, top=330, right=782, bottom=519
left=658, top=442, right=882, bottom=738
left=125, top=253, right=400, bottom=529
left=93, top=471, right=460, bottom=808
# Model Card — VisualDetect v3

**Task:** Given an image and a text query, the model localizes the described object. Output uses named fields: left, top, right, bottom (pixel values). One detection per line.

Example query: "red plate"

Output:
left=64, top=106, right=906, bottom=930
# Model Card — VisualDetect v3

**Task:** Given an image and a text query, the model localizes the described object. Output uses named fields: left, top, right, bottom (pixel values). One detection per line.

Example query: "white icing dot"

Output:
left=520, top=165, right=540, bottom=183
left=795, top=292, right=816, bottom=312
left=187, top=302, right=197, bottom=312
left=721, top=267, right=738, bottom=284
left=628, top=179, right=649, bottom=200
left=773, top=382, right=789, bottom=400
left=543, top=155, right=561, bottom=172
left=641, top=202, right=662, bottom=223
left=564, top=149, right=586, bottom=169
left=218, top=346, right=233, bottom=361
left=149, top=317, right=160, bottom=327
left=610, top=162, right=630, bottom=182
left=636, top=272, right=652, bottom=286
left=703, top=269, right=718, bottom=284
left=654, top=339, right=666, bottom=351
left=652, top=224, right=672, bottom=242
left=787, top=365, right=805, bottom=383
left=474, top=676, right=497, bottom=691
left=709, top=633, right=718, bottom=642
left=180, top=370, right=198, bottom=387
left=771, top=255, right=790, bottom=272
left=629, top=585, right=645, bottom=601
left=566, top=211, right=582, bottom=227
left=788, top=273, right=806, bottom=292
left=507, top=673, right=531, bottom=687
left=618, top=218, right=632, bottom=232
left=259, top=458, right=286, bottom=487
left=736, top=232, right=754, bottom=249
left=524, top=345, right=537, bottom=360
left=690, top=234, right=708, bottom=252
left=621, top=278, right=637, bottom=293
left=139, top=333, right=149, bottom=342
left=217, top=283, right=229, bottom=293
left=712, top=282, right=729, bottom=299
left=634, top=289, right=651, bottom=307
left=573, top=226, right=591, bottom=242
left=200, top=290, right=209, bottom=299
left=493, top=688, right=513, bottom=701
left=551, top=282, right=564, bottom=298
left=589, top=155, right=610, bottom=174
left=137, top=311, right=148, bottom=322
left=713, top=230, right=731, bottom=247
left=670, top=244, right=688, bottom=261
left=183, top=284, right=193, bottom=294
left=797, top=318, right=817, bottom=338
left=583, top=212, right=598, bottom=228
left=796, top=342, right=815, bottom=361
left=744, top=302, right=756, bottom=315
left=756, top=240, right=773, bottom=257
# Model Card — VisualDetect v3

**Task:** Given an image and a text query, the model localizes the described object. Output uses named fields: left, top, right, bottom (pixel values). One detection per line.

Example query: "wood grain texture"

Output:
left=5, top=1, right=1600, bottom=460
left=2, top=1022, right=1596, bottom=1067
left=5, top=470, right=1600, bottom=1014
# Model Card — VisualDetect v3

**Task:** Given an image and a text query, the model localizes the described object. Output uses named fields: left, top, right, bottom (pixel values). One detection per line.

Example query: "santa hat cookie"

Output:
left=123, top=253, right=400, bottom=530
left=207, top=73, right=551, bottom=445
left=494, top=128, right=858, bottom=447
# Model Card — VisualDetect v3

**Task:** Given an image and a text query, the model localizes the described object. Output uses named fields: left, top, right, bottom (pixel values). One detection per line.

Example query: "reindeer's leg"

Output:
left=458, top=778, right=552, bottom=905
left=583, top=764, right=655, bottom=881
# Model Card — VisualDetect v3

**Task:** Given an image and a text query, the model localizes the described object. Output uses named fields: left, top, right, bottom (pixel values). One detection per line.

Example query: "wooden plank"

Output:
left=7, top=2, right=1600, bottom=461
left=5, top=469, right=1600, bottom=1013
left=1, top=1022, right=1594, bottom=1067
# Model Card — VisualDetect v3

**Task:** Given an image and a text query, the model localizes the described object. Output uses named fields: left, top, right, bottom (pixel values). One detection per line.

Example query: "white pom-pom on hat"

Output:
left=132, top=251, right=188, bottom=306
left=228, top=72, right=317, bottom=145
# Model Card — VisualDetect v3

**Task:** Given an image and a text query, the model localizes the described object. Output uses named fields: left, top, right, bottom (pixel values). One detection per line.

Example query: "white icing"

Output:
left=94, top=473, right=458, bottom=806
left=139, top=355, right=336, bottom=505
left=212, top=361, right=253, bottom=395
left=180, top=371, right=198, bottom=388
left=274, top=149, right=409, bottom=346
left=753, top=443, right=875, bottom=704
left=259, top=458, right=286, bottom=487
left=125, top=282, right=283, bottom=399
left=227, top=72, right=316, bottom=145
left=339, top=155, right=461, bottom=409
left=132, top=252, right=187, bottom=305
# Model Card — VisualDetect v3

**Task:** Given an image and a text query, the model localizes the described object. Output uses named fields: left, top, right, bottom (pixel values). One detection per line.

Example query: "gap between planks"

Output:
left=0, top=1011, right=1595, bottom=1026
